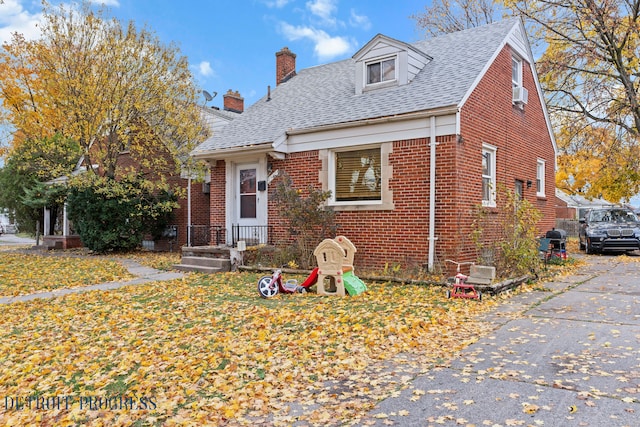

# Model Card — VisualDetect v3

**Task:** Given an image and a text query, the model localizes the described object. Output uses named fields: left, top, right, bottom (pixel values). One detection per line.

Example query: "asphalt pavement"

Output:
left=362, top=254, right=640, bottom=426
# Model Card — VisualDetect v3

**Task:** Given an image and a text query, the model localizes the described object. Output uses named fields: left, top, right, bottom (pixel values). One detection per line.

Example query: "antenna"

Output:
left=202, top=90, right=217, bottom=103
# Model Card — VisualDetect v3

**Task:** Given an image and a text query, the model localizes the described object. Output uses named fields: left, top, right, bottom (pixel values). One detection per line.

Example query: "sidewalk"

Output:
left=0, top=255, right=184, bottom=305
left=0, top=233, right=36, bottom=246
left=362, top=254, right=640, bottom=426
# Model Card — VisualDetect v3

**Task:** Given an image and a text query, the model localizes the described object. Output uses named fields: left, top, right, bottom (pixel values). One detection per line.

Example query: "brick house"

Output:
left=42, top=96, right=242, bottom=250
left=191, top=18, right=557, bottom=270
left=555, top=189, right=615, bottom=220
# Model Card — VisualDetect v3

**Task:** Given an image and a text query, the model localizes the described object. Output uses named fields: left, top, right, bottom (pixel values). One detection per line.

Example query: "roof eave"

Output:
left=192, top=142, right=283, bottom=162
left=285, top=106, right=460, bottom=137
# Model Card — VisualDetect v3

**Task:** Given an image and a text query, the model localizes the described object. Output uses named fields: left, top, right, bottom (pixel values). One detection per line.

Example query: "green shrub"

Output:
left=67, top=175, right=177, bottom=252
left=471, top=186, right=543, bottom=278
left=270, top=173, right=336, bottom=269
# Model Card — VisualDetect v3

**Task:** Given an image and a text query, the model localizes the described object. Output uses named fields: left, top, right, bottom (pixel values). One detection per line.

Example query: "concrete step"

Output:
left=181, top=246, right=231, bottom=259
left=174, top=256, right=231, bottom=273
left=173, top=264, right=223, bottom=274
left=180, top=256, right=230, bottom=268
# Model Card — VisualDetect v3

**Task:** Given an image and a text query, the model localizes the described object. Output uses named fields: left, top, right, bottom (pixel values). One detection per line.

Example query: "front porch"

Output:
left=176, top=225, right=273, bottom=273
left=186, top=224, right=273, bottom=247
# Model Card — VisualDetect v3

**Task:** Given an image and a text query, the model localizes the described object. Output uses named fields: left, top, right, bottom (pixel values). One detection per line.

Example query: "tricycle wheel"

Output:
left=477, top=291, right=482, bottom=301
left=257, top=276, right=278, bottom=298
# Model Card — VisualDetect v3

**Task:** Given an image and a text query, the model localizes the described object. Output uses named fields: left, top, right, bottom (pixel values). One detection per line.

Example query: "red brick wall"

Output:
left=261, top=45, right=555, bottom=270
left=112, top=151, right=210, bottom=248
left=210, top=160, right=226, bottom=226
left=555, top=196, right=576, bottom=219
left=267, top=143, right=433, bottom=270
left=443, top=45, right=556, bottom=263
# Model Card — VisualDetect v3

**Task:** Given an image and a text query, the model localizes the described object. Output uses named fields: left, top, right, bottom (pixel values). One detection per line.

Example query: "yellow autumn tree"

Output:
left=554, top=111, right=640, bottom=202
left=504, top=0, right=640, bottom=201
left=412, top=0, right=507, bottom=36
left=0, top=1, right=208, bottom=183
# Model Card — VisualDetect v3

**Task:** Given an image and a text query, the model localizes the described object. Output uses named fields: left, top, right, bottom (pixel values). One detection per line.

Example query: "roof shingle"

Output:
left=193, top=18, right=520, bottom=155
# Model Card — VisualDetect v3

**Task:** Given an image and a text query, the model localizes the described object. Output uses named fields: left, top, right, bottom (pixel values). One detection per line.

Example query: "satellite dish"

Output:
left=202, top=90, right=217, bottom=102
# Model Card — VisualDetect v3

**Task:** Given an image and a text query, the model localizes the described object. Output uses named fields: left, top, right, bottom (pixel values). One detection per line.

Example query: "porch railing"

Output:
left=231, top=225, right=273, bottom=246
left=187, top=225, right=273, bottom=247
left=187, top=225, right=226, bottom=247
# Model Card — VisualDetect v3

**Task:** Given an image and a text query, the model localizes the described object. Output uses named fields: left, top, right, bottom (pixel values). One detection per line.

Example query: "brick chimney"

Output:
left=276, top=47, right=296, bottom=85
left=223, top=89, right=244, bottom=113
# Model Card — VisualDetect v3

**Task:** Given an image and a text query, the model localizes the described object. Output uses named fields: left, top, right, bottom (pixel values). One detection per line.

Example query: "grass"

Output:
left=0, top=252, right=134, bottom=297
left=0, top=249, right=580, bottom=426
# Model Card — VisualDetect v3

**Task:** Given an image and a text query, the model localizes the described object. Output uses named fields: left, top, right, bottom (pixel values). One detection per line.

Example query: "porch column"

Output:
left=43, top=207, right=51, bottom=236
left=63, top=202, right=70, bottom=237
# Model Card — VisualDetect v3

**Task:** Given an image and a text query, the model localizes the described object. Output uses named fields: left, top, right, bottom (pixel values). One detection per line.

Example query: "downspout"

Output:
left=428, top=116, right=437, bottom=271
left=187, top=175, right=192, bottom=247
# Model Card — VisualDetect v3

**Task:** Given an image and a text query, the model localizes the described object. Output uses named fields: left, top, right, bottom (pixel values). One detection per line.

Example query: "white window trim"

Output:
left=482, top=143, right=497, bottom=207
left=324, top=143, right=394, bottom=211
left=512, top=55, right=523, bottom=87
left=365, top=55, right=398, bottom=88
left=537, top=158, right=546, bottom=197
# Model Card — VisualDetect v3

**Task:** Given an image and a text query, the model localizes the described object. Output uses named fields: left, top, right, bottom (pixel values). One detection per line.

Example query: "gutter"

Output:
left=192, top=106, right=459, bottom=161
left=285, top=106, right=459, bottom=136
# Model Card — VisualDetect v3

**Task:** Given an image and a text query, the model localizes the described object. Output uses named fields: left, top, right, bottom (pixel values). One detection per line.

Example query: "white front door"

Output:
left=237, top=164, right=258, bottom=226
left=232, top=162, right=267, bottom=244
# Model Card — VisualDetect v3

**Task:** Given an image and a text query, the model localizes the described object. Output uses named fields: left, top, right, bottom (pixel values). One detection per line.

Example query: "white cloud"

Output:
left=0, top=0, right=43, bottom=44
left=306, top=0, right=336, bottom=21
left=263, top=0, right=292, bottom=8
left=198, top=61, right=215, bottom=77
left=349, top=9, right=371, bottom=31
left=278, top=22, right=354, bottom=61
left=0, top=0, right=123, bottom=46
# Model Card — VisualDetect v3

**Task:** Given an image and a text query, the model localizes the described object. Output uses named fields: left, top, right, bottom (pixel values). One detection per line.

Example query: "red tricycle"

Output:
left=257, top=268, right=320, bottom=298
left=445, top=259, right=482, bottom=301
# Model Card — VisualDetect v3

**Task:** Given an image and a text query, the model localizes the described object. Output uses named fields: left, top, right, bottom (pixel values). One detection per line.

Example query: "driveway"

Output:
left=364, top=254, right=640, bottom=426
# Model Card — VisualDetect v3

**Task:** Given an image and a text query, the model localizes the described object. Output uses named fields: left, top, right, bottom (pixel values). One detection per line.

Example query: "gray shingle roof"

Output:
left=193, top=18, right=520, bottom=156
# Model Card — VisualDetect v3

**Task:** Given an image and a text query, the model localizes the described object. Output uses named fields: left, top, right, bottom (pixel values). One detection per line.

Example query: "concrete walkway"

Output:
left=0, top=254, right=184, bottom=305
left=0, top=233, right=37, bottom=246
left=363, top=254, right=640, bottom=426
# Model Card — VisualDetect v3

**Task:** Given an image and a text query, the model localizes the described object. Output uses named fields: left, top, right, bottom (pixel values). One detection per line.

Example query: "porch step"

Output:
left=173, top=264, right=224, bottom=274
left=173, top=256, right=231, bottom=274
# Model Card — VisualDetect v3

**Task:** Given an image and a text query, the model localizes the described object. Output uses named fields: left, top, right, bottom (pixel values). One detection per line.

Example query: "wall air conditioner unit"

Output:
left=513, top=86, right=529, bottom=105
left=202, top=182, right=210, bottom=194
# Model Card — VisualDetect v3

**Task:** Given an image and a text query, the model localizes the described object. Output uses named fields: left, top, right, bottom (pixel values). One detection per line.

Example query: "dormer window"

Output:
left=352, top=34, right=431, bottom=95
left=367, top=57, right=396, bottom=85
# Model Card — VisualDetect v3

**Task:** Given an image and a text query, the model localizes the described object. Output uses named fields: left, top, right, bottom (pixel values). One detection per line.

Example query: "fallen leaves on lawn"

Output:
left=0, top=271, right=500, bottom=426
left=0, top=253, right=134, bottom=297
left=115, top=251, right=181, bottom=271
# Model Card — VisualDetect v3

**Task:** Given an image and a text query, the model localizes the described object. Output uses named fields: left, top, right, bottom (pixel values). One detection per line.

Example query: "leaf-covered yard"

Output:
left=0, top=253, right=133, bottom=297
left=0, top=251, right=569, bottom=426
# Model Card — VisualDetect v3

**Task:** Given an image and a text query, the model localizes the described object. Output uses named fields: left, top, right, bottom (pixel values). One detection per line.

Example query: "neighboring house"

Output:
left=191, top=18, right=557, bottom=270
left=41, top=94, right=242, bottom=250
left=555, top=188, right=616, bottom=220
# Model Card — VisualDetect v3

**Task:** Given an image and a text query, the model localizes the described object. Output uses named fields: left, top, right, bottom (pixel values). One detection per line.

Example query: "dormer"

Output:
left=352, top=34, right=432, bottom=95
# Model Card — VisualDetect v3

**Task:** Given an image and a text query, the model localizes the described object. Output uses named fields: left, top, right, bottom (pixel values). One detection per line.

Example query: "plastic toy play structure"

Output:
left=257, top=236, right=367, bottom=298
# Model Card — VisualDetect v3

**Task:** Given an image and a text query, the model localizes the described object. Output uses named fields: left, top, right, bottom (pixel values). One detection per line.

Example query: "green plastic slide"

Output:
left=343, top=270, right=367, bottom=296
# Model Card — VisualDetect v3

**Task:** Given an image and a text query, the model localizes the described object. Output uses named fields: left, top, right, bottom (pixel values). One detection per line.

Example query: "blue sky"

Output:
left=0, top=0, right=429, bottom=109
